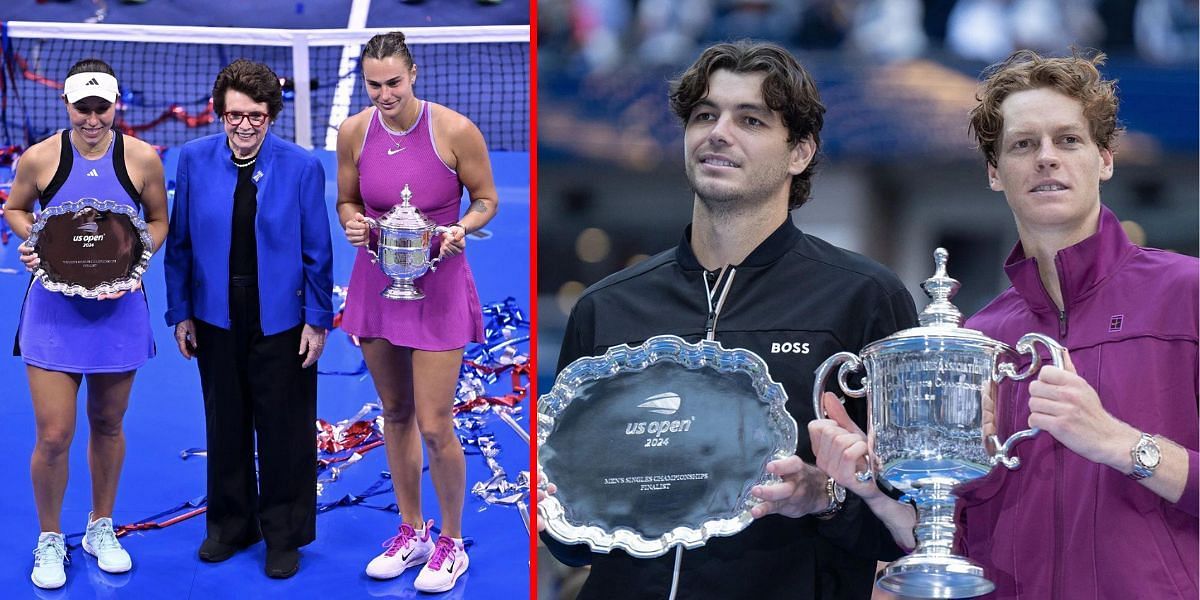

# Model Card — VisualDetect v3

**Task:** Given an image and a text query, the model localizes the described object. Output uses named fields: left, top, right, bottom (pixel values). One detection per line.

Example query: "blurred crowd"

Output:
left=537, top=0, right=1199, bottom=73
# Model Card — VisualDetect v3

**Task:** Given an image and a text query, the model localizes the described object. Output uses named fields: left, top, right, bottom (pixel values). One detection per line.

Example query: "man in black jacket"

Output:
left=540, top=41, right=918, bottom=599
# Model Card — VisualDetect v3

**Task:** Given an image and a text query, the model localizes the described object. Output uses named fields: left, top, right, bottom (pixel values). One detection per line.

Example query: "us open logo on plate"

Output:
left=638, top=392, right=680, bottom=415
left=73, top=215, right=105, bottom=246
left=626, top=392, right=694, bottom=447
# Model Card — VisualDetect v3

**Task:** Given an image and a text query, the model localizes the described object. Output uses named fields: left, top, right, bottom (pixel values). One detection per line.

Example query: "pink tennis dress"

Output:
left=341, top=102, right=484, bottom=351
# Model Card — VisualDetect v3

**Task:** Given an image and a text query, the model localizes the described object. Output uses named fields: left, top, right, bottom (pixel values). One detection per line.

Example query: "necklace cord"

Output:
left=379, top=101, right=422, bottom=152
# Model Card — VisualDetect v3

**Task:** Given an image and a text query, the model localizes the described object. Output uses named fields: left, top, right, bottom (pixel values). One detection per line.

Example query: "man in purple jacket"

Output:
left=810, top=49, right=1198, bottom=599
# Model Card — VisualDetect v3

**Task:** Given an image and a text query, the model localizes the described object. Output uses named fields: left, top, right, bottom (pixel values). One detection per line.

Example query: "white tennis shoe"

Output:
left=82, top=513, right=132, bottom=573
left=31, top=532, right=68, bottom=589
left=414, top=536, right=469, bottom=593
left=365, top=520, right=434, bottom=580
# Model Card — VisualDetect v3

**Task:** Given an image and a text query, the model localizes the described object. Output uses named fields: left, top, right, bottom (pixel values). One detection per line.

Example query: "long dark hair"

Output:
left=360, top=31, right=414, bottom=69
left=67, top=57, right=116, bottom=79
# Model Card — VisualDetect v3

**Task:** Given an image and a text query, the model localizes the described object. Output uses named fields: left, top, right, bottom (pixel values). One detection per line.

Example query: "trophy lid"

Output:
left=862, top=248, right=1009, bottom=354
left=377, top=184, right=437, bottom=230
left=919, top=247, right=963, bottom=328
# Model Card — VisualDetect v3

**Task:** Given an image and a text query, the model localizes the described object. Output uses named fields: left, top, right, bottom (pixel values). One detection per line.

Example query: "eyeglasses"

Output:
left=223, top=111, right=268, bottom=126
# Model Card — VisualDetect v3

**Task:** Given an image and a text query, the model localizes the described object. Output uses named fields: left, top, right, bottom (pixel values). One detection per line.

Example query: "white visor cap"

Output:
left=63, top=72, right=120, bottom=104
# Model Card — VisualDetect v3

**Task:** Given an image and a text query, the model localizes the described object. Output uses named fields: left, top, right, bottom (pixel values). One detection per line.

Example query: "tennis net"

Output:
left=0, top=22, right=529, bottom=151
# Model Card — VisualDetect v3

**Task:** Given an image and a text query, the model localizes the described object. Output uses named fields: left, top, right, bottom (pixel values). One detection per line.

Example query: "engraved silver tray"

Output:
left=28, top=198, right=152, bottom=298
left=538, top=335, right=797, bottom=558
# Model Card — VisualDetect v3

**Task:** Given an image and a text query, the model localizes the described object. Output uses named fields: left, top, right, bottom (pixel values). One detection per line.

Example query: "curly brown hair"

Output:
left=970, top=49, right=1121, bottom=167
left=669, top=41, right=825, bottom=210
left=212, top=59, right=284, bottom=121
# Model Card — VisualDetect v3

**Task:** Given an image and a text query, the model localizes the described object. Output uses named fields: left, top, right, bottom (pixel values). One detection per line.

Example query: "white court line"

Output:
left=324, top=0, right=372, bottom=150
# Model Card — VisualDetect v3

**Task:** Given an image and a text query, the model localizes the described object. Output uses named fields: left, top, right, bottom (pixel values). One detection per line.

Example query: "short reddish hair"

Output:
left=970, top=49, right=1121, bottom=167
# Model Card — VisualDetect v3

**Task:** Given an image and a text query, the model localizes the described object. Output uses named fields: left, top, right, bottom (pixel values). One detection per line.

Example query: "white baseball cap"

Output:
left=63, top=72, right=120, bottom=104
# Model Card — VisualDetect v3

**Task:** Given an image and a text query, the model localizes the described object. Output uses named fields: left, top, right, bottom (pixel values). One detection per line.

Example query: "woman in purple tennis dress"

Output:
left=336, top=31, right=498, bottom=594
left=4, top=59, right=168, bottom=590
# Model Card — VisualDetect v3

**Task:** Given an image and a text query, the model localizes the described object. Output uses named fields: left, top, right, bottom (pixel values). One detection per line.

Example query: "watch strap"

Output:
left=813, top=477, right=844, bottom=520
left=1128, top=432, right=1159, bottom=481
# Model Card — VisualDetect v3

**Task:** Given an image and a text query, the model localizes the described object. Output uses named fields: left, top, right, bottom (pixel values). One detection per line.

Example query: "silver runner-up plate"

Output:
left=28, top=198, right=153, bottom=299
left=538, top=335, right=797, bottom=558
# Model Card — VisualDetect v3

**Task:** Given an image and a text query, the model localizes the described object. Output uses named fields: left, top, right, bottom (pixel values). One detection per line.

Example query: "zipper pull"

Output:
left=703, top=269, right=719, bottom=338
left=1058, top=309, right=1067, bottom=338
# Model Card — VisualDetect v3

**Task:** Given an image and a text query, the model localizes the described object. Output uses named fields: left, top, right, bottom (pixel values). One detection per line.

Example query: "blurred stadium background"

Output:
left=535, top=1, right=1197, bottom=598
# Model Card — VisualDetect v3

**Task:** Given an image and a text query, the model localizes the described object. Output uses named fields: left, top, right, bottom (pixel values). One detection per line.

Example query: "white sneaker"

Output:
left=365, top=520, right=434, bottom=579
left=414, top=536, right=468, bottom=593
left=31, top=532, right=68, bottom=589
left=82, top=513, right=132, bottom=573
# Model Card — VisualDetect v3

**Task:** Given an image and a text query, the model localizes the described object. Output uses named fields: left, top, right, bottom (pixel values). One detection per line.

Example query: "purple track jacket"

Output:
left=954, top=205, right=1198, bottom=599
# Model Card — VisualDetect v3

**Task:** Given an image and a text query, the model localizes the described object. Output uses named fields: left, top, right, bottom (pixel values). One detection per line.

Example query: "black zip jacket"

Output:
left=543, top=220, right=919, bottom=599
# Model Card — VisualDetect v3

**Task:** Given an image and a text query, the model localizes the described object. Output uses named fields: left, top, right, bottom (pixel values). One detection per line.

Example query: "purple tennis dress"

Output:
left=341, top=103, right=484, bottom=351
left=17, top=132, right=154, bottom=373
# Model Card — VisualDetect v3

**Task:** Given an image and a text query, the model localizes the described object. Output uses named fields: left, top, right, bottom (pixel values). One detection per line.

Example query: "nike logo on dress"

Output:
left=387, top=147, right=406, bottom=155
left=86, top=169, right=99, bottom=177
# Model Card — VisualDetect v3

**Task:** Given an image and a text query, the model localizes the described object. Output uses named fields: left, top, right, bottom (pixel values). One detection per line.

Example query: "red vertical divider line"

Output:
left=528, top=0, right=540, bottom=597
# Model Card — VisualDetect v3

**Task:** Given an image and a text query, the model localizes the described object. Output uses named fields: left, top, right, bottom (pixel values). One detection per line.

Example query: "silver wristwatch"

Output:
left=813, top=477, right=846, bottom=520
left=1128, top=432, right=1161, bottom=481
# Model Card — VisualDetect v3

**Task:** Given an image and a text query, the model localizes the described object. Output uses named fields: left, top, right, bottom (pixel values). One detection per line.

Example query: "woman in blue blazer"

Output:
left=163, top=59, right=333, bottom=579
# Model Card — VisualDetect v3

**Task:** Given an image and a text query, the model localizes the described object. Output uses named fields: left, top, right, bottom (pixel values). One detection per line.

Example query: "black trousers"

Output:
left=193, top=284, right=316, bottom=551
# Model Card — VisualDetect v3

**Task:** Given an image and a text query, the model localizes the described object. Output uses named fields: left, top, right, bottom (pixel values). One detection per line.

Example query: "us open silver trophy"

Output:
left=363, top=184, right=449, bottom=300
left=812, top=248, right=1064, bottom=599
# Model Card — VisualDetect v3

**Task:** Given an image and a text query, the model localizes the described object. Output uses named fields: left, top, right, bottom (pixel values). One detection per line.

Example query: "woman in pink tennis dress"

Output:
left=335, top=31, right=499, bottom=594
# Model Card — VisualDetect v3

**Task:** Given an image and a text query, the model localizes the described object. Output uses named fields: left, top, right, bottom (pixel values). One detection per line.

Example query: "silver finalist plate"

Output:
left=27, top=198, right=152, bottom=298
left=538, top=335, right=797, bottom=558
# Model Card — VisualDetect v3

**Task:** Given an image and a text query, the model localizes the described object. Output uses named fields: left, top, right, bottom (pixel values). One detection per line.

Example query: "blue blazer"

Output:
left=164, top=132, right=333, bottom=334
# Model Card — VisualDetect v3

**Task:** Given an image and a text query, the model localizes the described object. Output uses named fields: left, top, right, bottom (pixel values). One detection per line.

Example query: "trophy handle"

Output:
left=427, top=225, right=451, bottom=272
left=990, top=333, right=1066, bottom=469
left=362, top=216, right=381, bottom=264
left=812, top=352, right=872, bottom=481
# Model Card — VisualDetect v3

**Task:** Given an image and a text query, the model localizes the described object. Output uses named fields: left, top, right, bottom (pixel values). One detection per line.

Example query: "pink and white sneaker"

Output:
left=365, top=520, right=434, bottom=580
left=413, top=536, right=469, bottom=592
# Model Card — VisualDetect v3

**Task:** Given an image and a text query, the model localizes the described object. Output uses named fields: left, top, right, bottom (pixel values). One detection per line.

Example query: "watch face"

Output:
left=833, top=484, right=846, bottom=504
left=1138, top=443, right=1162, bottom=468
